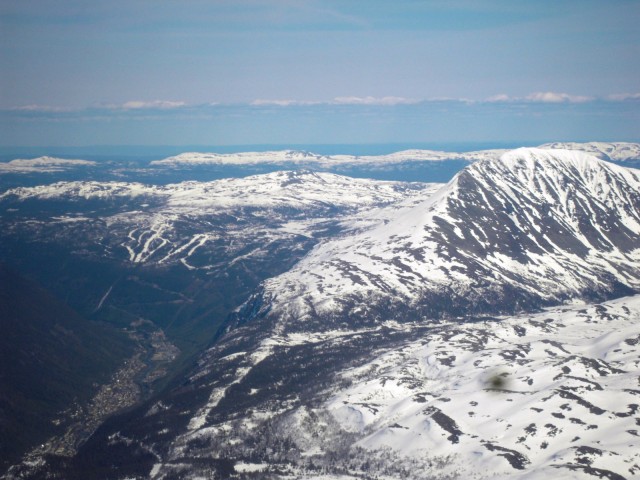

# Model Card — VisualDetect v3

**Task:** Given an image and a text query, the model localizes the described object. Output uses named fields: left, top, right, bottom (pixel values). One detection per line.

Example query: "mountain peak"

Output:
left=248, top=148, right=640, bottom=330
left=494, top=147, right=620, bottom=176
left=538, top=141, right=640, bottom=162
left=463, top=148, right=640, bottom=212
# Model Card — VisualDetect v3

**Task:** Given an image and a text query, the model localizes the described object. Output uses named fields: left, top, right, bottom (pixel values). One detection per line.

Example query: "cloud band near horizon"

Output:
left=2, top=91, right=639, bottom=147
left=6, top=91, right=640, bottom=114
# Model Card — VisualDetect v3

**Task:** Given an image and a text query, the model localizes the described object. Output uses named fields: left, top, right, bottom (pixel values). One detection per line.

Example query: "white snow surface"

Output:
left=1, top=170, right=439, bottom=268
left=540, top=141, right=640, bottom=162
left=156, top=296, right=640, bottom=479
left=149, top=142, right=640, bottom=167
left=0, top=156, right=96, bottom=173
left=150, top=149, right=508, bottom=166
left=257, top=148, right=640, bottom=325
left=316, top=295, right=640, bottom=479
left=1, top=181, right=158, bottom=200
left=1, top=170, right=425, bottom=209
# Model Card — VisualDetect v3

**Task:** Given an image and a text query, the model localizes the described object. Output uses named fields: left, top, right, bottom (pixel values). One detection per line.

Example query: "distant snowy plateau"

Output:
left=1, top=141, right=639, bottom=174
left=151, top=141, right=640, bottom=167
left=1, top=145, right=640, bottom=480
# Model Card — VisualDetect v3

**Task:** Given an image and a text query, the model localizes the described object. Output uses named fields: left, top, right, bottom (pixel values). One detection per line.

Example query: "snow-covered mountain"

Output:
left=102, top=147, right=639, bottom=480
left=150, top=149, right=509, bottom=167
left=540, top=142, right=640, bottom=163
left=123, top=295, right=639, bottom=480
left=4, top=147, right=640, bottom=480
left=244, top=148, right=640, bottom=330
left=1, top=171, right=436, bottom=268
left=0, top=156, right=96, bottom=174
left=1, top=170, right=427, bottom=210
left=149, top=142, right=640, bottom=168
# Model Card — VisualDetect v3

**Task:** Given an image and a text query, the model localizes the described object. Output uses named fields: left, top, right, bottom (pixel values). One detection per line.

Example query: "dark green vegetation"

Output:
left=4, top=148, right=637, bottom=478
left=0, top=264, right=133, bottom=472
left=0, top=217, right=316, bottom=367
left=0, top=235, right=307, bottom=473
left=0, top=174, right=342, bottom=472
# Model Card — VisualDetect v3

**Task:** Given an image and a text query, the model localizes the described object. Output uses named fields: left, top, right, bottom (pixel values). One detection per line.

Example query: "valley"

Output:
left=23, top=321, right=179, bottom=460
left=1, top=144, right=639, bottom=479
left=4, top=0, right=639, bottom=477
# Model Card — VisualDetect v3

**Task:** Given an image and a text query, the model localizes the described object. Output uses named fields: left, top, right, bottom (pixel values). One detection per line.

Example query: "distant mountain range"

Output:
left=1, top=146, right=639, bottom=479
left=1, top=142, right=639, bottom=175
left=0, top=157, right=97, bottom=174
left=151, top=141, right=640, bottom=166
left=0, top=170, right=435, bottom=267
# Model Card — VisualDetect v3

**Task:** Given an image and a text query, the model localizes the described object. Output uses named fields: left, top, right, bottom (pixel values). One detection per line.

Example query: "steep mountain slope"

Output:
left=248, top=148, right=640, bottom=330
left=0, top=264, right=133, bottom=472
left=130, top=295, right=639, bottom=480
left=0, top=171, right=436, bottom=346
left=14, top=147, right=640, bottom=480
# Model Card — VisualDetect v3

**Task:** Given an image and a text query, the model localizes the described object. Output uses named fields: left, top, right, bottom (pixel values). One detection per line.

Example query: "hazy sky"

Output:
left=1, top=0, right=639, bottom=146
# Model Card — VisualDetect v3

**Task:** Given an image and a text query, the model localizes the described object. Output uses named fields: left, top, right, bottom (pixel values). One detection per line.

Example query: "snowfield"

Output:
left=0, top=156, right=97, bottom=174
left=149, top=142, right=640, bottom=167
left=320, top=295, right=640, bottom=479
left=254, top=148, right=640, bottom=327
left=140, top=296, right=640, bottom=480
left=2, top=145, right=640, bottom=480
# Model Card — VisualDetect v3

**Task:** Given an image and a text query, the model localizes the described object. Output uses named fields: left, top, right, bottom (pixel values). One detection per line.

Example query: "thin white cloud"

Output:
left=425, top=96, right=475, bottom=104
left=6, top=91, right=637, bottom=121
left=606, top=93, right=640, bottom=101
left=250, top=97, right=420, bottom=106
left=250, top=99, right=321, bottom=106
left=108, top=100, right=187, bottom=110
left=332, top=96, right=420, bottom=106
left=256, top=93, right=628, bottom=106
left=10, top=104, right=76, bottom=112
left=484, top=92, right=594, bottom=104
left=485, top=94, right=512, bottom=103
left=525, top=92, right=593, bottom=103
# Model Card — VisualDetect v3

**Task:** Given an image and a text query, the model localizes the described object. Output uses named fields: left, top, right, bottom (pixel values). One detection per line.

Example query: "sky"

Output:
left=0, top=0, right=639, bottom=147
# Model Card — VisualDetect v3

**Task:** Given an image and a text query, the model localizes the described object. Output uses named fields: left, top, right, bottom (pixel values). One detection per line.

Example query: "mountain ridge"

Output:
left=2, top=146, right=640, bottom=479
left=246, top=148, right=640, bottom=330
left=150, top=142, right=640, bottom=167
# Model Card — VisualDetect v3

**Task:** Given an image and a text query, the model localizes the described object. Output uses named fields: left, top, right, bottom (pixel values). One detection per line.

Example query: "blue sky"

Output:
left=1, top=0, right=639, bottom=146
